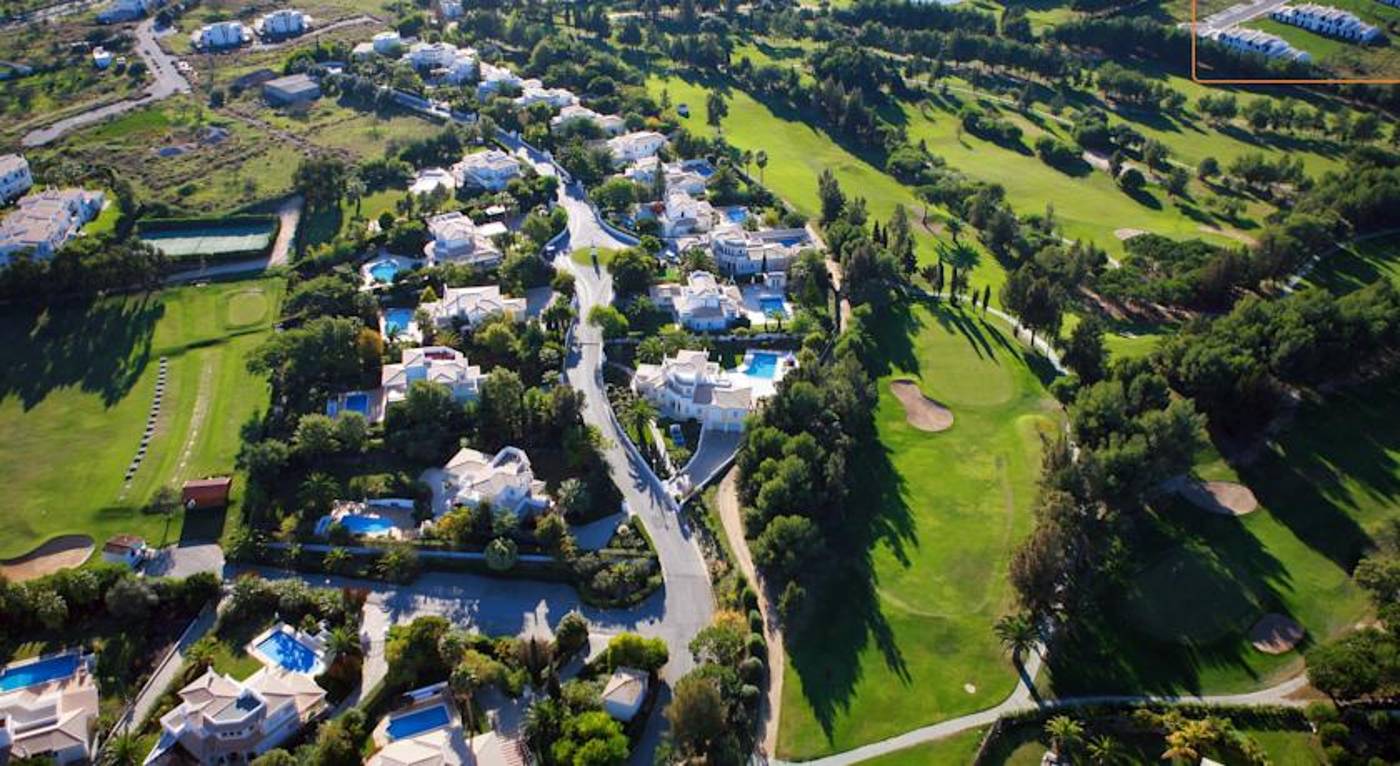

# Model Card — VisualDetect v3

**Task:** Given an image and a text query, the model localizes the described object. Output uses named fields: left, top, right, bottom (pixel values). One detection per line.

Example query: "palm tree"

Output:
left=1086, top=734, right=1128, bottom=765
left=1162, top=718, right=1218, bottom=764
left=523, top=697, right=564, bottom=759
left=450, top=662, right=479, bottom=732
left=1044, top=716, right=1084, bottom=758
left=623, top=396, right=658, bottom=460
left=345, top=175, right=366, bottom=218
left=741, top=149, right=753, bottom=177
left=755, top=150, right=768, bottom=184
left=993, top=612, right=1038, bottom=664
left=765, top=308, right=784, bottom=332
left=326, top=625, right=362, bottom=660
left=100, top=733, right=143, bottom=766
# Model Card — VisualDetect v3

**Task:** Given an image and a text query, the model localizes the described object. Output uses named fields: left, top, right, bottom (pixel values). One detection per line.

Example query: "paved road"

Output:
left=22, top=18, right=189, bottom=147
left=674, top=428, right=742, bottom=498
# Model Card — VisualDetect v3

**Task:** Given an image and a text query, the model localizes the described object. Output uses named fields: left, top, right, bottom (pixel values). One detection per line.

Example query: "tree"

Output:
left=524, top=697, right=565, bottom=758
left=1161, top=718, right=1219, bottom=764
left=1044, top=715, right=1084, bottom=758
left=1086, top=734, right=1128, bottom=765
left=106, top=576, right=158, bottom=621
left=993, top=612, right=1038, bottom=664
left=1062, top=316, right=1107, bottom=383
left=33, top=587, right=67, bottom=630
left=485, top=537, right=519, bottom=571
left=1307, top=629, right=1388, bottom=702
left=755, top=150, right=768, bottom=184
left=706, top=91, right=729, bottom=129
left=817, top=169, right=846, bottom=225
left=587, top=305, right=629, bottom=339
left=535, top=513, right=576, bottom=559
left=378, top=544, right=419, bottom=583
left=293, top=156, right=349, bottom=211
left=332, top=411, right=369, bottom=453
left=298, top=472, right=340, bottom=517
left=324, top=546, right=353, bottom=574
left=479, top=369, right=527, bottom=445
left=1118, top=167, right=1146, bottom=193
left=555, top=611, right=590, bottom=657
left=751, top=515, right=825, bottom=584
left=604, top=632, right=669, bottom=671
left=608, top=247, right=657, bottom=296
left=665, top=674, right=727, bottom=757
left=294, top=413, right=340, bottom=458
left=100, top=733, right=144, bottom=766
left=1198, top=156, right=1220, bottom=179
left=551, top=711, right=628, bottom=766
left=555, top=478, right=591, bottom=519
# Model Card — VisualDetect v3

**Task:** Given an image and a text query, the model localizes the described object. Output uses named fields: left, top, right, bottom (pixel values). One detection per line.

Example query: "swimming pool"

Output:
left=254, top=631, right=321, bottom=674
left=340, top=513, right=395, bottom=536
left=744, top=352, right=782, bottom=379
left=384, top=308, right=414, bottom=335
left=758, top=296, right=787, bottom=316
left=0, top=653, right=80, bottom=692
left=387, top=704, right=451, bottom=740
left=723, top=207, right=749, bottom=224
left=344, top=392, right=369, bottom=415
left=369, top=261, right=400, bottom=283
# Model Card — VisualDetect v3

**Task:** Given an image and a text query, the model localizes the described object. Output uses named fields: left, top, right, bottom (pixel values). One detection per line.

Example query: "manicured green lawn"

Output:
left=1304, top=232, right=1400, bottom=295
left=0, top=278, right=283, bottom=560
left=861, top=727, right=988, bottom=766
left=983, top=719, right=1323, bottom=765
left=777, top=301, right=1061, bottom=759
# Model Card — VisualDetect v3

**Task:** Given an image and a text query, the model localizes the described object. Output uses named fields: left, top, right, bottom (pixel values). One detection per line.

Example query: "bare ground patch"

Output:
left=1250, top=613, right=1305, bottom=654
left=0, top=534, right=94, bottom=581
left=890, top=379, right=954, bottom=432
left=1175, top=478, right=1260, bottom=516
left=1115, top=227, right=1147, bottom=241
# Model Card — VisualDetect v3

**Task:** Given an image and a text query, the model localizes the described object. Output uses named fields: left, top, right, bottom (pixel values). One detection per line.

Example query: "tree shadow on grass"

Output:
left=0, top=293, right=163, bottom=410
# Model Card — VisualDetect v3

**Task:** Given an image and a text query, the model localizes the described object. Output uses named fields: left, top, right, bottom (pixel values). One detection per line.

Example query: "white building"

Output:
left=622, top=157, right=706, bottom=195
left=92, top=46, right=114, bottom=69
left=410, top=167, right=457, bottom=197
left=0, top=653, right=98, bottom=765
left=606, top=131, right=668, bottom=165
left=650, top=271, right=744, bottom=331
left=370, top=30, right=403, bottom=55
left=515, top=81, right=578, bottom=109
left=601, top=668, right=649, bottom=723
left=0, top=189, right=104, bottom=264
left=451, top=149, right=522, bottom=191
left=98, top=0, right=155, bottom=23
left=711, top=225, right=808, bottom=276
left=475, top=61, right=524, bottom=100
left=551, top=104, right=626, bottom=136
left=257, top=9, right=311, bottom=38
left=437, top=0, right=464, bottom=20
left=382, top=346, right=484, bottom=405
left=143, top=668, right=325, bottom=765
left=0, top=154, right=33, bottom=203
left=649, top=189, right=716, bottom=238
left=1207, top=27, right=1312, bottom=61
left=443, top=446, right=550, bottom=516
left=406, top=41, right=460, bottom=70
left=1270, top=4, right=1381, bottom=42
left=424, top=212, right=503, bottom=266
left=420, top=284, right=527, bottom=328
left=633, top=349, right=796, bottom=431
left=442, top=50, right=478, bottom=85
left=191, top=21, right=252, bottom=50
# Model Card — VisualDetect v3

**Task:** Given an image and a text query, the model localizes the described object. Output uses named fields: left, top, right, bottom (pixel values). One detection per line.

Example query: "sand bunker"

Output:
left=1115, top=228, right=1147, bottom=241
left=890, top=380, right=953, bottom=432
left=0, top=535, right=94, bottom=582
left=1178, top=479, right=1260, bottom=516
left=1250, top=613, right=1305, bottom=654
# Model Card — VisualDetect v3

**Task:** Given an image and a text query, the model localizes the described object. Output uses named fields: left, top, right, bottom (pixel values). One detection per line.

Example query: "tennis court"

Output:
left=140, top=222, right=276, bottom=258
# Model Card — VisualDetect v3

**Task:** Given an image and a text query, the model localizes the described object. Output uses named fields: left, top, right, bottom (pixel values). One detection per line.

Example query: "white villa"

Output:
left=256, top=9, right=311, bottom=38
left=143, top=668, right=325, bottom=765
left=601, top=668, right=649, bottom=723
left=623, top=157, right=707, bottom=196
left=476, top=61, right=525, bottom=100
left=0, top=154, right=33, bottom=203
left=367, top=684, right=469, bottom=766
left=0, top=189, right=104, bottom=264
left=711, top=224, right=808, bottom=276
left=641, top=189, right=716, bottom=238
left=373, top=31, right=404, bottom=55
left=420, top=284, right=526, bottom=328
left=650, top=271, right=744, bottom=331
left=98, top=0, right=155, bottom=23
left=382, top=346, right=484, bottom=404
left=191, top=20, right=253, bottom=49
left=451, top=149, right=522, bottom=191
left=551, top=104, right=626, bottom=136
left=437, top=0, right=464, bottom=20
left=406, top=40, right=481, bottom=84
left=633, top=349, right=795, bottom=431
left=1207, top=27, right=1312, bottom=61
left=410, top=167, right=457, bottom=197
left=1270, top=4, right=1381, bottom=41
left=443, top=446, right=550, bottom=516
left=606, top=131, right=668, bottom=165
left=101, top=534, right=147, bottom=568
left=515, top=82, right=578, bottom=109
left=0, top=653, right=98, bottom=765
left=424, top=212, right=503, bottom=266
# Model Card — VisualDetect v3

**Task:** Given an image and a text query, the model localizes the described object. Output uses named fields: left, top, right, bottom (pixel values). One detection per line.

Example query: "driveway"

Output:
left=675, top=428, right=742, bottom=499
left=143, top=543, right=225, bottom=579
left=22, top=18, right=190, bottom=147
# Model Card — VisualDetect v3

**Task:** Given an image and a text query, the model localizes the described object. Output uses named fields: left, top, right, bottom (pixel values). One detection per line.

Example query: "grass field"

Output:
left=0, top=279, right=283, bottom=560
left=1245, top=0, right=1400, bottom=78
left=862, top=727, right=989, bottom=766
left=777, top=301, right=1061, bottom=759
left=1304, top=232, right=1400, bottom=295
left=983, top=717, right=1325, bottom=765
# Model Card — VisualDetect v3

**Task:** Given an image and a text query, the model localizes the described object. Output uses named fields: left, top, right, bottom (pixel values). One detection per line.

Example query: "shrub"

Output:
left=602, top=632, right=669, bottom=672
left=485, top=537, right=519, bottom=571
left=738, top=656, right=765, bottom=683
left=555, top=611, right=590, bottom=657
left=745, top=632, right=767, bottom=658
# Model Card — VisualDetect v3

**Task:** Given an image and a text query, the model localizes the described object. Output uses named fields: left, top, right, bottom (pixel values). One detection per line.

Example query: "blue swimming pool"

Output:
left=0, top=654, right=80, bottom=692
left=256, top=631, right=320, bottom=674
left=340, top=513, right=395, bottom=535
left=758, top=296, right=787, bottom=315
left=387, top=705, right=451, bottom=740
left=723, top=207, right=749, bottom=224
left=384, top=308, right=414, bottom=335
left=775, top=236, right=805, bottom=247
left=745, top=352, right=782, bottom=379
left=344, top=392, right=369, bottom=415
left=369, top=261, right=400, bottom=283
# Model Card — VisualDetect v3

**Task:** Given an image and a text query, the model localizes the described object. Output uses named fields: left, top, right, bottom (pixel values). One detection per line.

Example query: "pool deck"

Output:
left=246, top=622, right=329, bottom=677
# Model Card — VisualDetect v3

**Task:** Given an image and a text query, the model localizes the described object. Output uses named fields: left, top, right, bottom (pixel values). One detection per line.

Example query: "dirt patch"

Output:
left=1178, top=479, right=1259, bottom=516
left=0, top=535, right=95, bottom=581
left=1250, top=613, right=1305, bottom=654
left=890, top=380, right=954, bottom=432
left=1115, top=228, right=1147, bottom=241
left=1199, top=224, right=1259, bottom=246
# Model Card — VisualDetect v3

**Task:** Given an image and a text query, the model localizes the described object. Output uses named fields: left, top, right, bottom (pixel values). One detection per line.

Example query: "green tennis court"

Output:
left=140, top=222, right=275, bottom=258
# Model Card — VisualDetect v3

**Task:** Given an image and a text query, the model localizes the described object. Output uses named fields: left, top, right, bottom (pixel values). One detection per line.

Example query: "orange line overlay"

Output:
left=1190, top=0, right=1400, bottom=84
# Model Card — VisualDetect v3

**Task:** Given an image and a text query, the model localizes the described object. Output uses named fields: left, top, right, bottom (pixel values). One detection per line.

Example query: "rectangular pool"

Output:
left=340, top=513, right=395, bottom=536
left=0, top=653, right=80, bottom=692
left=384, top=308, right=414, bottom=335
left=744, top=352, right=781, bottom=379
left=387, top=704, right=451, bottom=740
left=255, top=631, right=321, bottom=674
left=758, top=296, right=787, bottom=315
